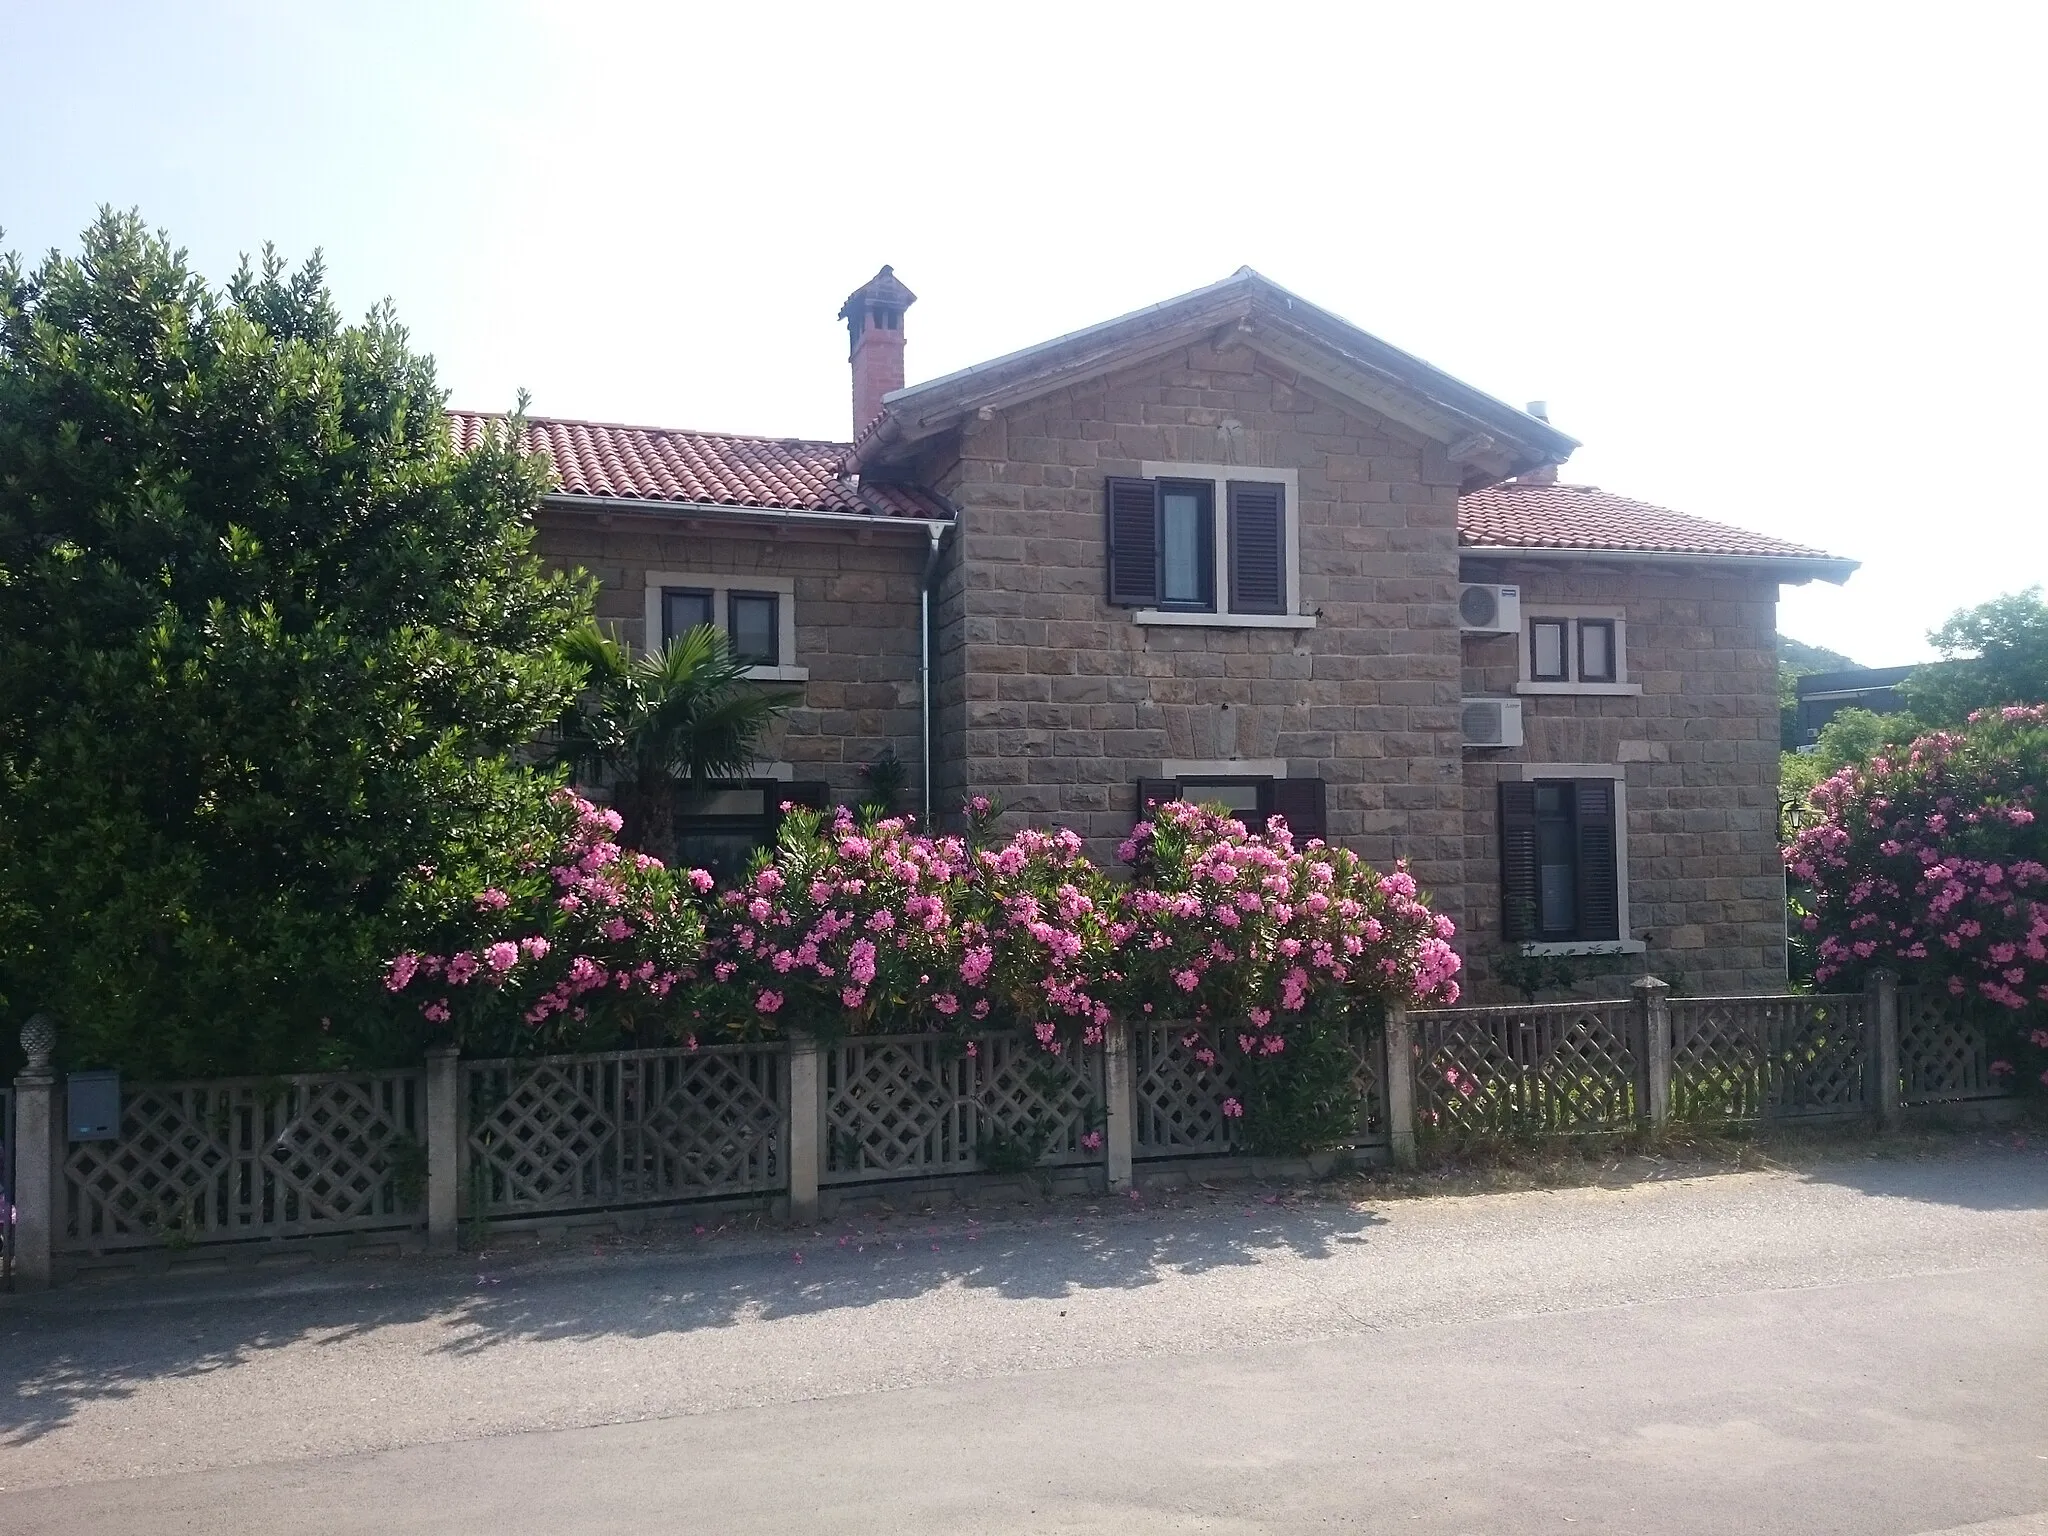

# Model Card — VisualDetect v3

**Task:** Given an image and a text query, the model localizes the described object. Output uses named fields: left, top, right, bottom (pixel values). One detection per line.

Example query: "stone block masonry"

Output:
left=931, top=341, right=1469, bottom=930
left=537, top=513, right=930, bottom=808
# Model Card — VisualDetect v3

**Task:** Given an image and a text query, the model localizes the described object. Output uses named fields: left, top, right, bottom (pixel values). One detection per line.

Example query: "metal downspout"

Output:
left=919, top=523, right=947, bottom=823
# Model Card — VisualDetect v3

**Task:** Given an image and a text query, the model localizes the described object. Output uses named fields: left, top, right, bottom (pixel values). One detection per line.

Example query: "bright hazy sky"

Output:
left=7, top=2, right=2042, bottom=664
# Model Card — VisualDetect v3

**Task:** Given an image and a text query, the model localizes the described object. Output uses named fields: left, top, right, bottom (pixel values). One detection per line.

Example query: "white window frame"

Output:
left=643, top=572, right=808, bottom=682
left=1131, top=461, right=1313, bottom=630
left=1507, top=761, right=1643, bottom=955
left=1515, top=604, right=1641, bottom=696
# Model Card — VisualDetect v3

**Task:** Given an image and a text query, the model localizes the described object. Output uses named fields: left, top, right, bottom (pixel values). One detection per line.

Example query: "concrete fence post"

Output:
left=787, top=1033, right=821, bottom=1222
left=1632, top=975, right=1672, bottom=1134
left=1103, top=1020, right=1134, bottom=1192
left=424, top=1045, right=461, bottom=1251
left=1384, top=1003, right=1417, bottom=1169
left=11, top=1015, right=59, bottom=1290
left=1871, top=969, right=1901, bottom=1131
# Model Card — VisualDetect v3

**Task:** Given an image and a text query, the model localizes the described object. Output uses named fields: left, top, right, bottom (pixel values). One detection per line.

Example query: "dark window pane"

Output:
left=728, top=592, right=778, bottom=666
left=1531, top=619, right=1568, bottom=681
left=663, top=588, right=714, bottom=645
left=1534, top=781, right=1578, bottom=936
left=1579, top=620, right=1616, bottom=682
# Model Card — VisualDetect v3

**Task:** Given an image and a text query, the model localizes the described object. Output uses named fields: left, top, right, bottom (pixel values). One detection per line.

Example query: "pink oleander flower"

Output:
left=755, top=989, right=784, bottom=1014
left=483, top=942, right=519, bottom=974
left=1220, top=1097, right=1244, bottom=1119
left=475, top=888, right=510, bottom=911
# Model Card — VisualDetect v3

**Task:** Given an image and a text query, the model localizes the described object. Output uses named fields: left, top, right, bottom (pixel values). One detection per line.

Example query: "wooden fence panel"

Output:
left=463, top=1044, right=785, bottom=1218
left=821, top=1033, right=1103, bottom=1184
left=60, top=1071, right=422, bottom=1251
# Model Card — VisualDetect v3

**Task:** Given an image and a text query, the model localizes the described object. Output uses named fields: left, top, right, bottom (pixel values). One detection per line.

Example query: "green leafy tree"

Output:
left=0, top=211, right=586, bottom=1076
left=1900, top=587, right=2048, bottom=726
left=552, top=622, right=794, bottom=860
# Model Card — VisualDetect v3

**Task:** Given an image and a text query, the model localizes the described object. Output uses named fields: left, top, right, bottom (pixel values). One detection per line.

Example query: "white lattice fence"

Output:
left=1132, top=1023, right=1243, bottom=1156
left=1668, top=994, right=1868, bottom=1121
left=464, top=1044, right=785, bottom=1217
left=1414, top=1002, right=1638, bottom=1134
left=59, top=1071, right=423, bottom=1252
left=822, top=1033, right=1103, bottom=1183
left=1897, top=988, right=2004, bottom=1103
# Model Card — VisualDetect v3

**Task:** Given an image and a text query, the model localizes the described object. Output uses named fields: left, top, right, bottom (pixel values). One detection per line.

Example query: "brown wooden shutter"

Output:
left=1135, top=778, right=1180, bottom=821
left=1574, top=778, right=1621, bottom=941
left=1266, top=778, right=1327, bottom=842
left=1227, top=481, right=1286, bottom=614
left=1499, top=781, right=1540, bottom=942
left=1106, top=477, right=1160, bottom=607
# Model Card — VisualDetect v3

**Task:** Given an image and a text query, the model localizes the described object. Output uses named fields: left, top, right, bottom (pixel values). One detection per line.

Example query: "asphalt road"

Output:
left=3, top=1147, right=2045, bottom=1534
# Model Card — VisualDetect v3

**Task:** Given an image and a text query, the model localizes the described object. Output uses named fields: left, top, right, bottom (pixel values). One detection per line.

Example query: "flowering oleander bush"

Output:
left=382, top=789, right=710, bottom=1054
left=1116, top=799, right=1462, bottom=1024
left=1116, top=799, right=1462, bottom=1153
left=691, top=797, right=1121, bottom=1045
left=1786, top=704, right=2048, bottom=1090
left=374, top=792, right=1465, bottom=1146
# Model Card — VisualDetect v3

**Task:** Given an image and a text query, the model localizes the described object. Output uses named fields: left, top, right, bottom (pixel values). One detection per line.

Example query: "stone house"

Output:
left=454, top=267, right=1854, bottom=997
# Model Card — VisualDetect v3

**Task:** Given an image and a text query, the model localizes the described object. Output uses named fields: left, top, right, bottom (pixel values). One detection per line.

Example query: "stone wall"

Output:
left=1457, top=558, right=1788, bottom=998
left=931, top=340, right=1469, bottom=918
left=536, top=509, right=931, bottom=806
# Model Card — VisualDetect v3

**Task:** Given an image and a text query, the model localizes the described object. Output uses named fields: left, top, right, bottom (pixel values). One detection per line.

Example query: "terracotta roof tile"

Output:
left=451, top=412, right=1840, bottom=565
left=1456, top=481, right=1837, bottom=561
left=447, top=411, right=949, bottom=520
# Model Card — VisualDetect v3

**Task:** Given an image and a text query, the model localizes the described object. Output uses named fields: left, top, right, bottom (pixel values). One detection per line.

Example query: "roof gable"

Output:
left=853, top=268, right=1580, bottom=489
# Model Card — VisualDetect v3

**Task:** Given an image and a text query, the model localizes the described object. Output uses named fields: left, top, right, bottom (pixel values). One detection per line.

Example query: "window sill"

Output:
left=743, top=665, right=809, bottom=683
left=1514, top=681, right=1643, bottom=697
left=1133, top=610, right=1317, bottom=630
left=1517, top=940, right=1647, bottom=957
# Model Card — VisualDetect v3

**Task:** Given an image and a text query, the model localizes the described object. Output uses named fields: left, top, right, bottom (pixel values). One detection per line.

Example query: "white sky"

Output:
left=6, top=1, right=2043, bottom=664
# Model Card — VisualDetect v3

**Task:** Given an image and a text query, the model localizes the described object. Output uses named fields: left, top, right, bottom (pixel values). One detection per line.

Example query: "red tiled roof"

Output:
left=1456, top=481, right=1836, bottom=561
left=447, top=411, right=950, bottom=520
left=452, top=412, right=1837, bottom=564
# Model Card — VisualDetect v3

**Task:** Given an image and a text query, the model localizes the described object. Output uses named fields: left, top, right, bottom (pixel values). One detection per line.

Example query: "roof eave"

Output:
left=1459, top=544, right=1859, bottom=586
left=542, top=493, right=954, bottom=533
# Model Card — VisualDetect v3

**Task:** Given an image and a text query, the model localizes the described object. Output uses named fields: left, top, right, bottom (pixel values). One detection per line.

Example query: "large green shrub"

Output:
left=0, top=212, right=586, bottom=1076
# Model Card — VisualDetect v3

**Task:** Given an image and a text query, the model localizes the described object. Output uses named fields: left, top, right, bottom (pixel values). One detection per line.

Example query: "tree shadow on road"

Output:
left=0, top=1184, right=1386, bottom=1448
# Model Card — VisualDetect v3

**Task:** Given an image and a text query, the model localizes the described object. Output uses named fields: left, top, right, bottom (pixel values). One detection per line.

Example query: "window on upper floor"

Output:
left=1516, top=609, right=1636, bottom=694
left=1105, top=466, right=1309, bottom=628
left=645, top=573, right=806, bottom=681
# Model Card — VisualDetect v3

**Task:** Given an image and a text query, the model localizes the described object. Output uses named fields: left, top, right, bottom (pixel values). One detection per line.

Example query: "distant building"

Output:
left=1795, top=666, right=1916, bottom=743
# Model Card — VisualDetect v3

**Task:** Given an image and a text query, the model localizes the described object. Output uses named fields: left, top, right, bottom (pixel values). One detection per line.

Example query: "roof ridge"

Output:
left=449, top=408, right=852, bottom=452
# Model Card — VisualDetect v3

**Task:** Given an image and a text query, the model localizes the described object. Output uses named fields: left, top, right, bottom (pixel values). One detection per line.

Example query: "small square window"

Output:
left=728, top=591, right=779, bottom=667
left=1530, top=619, right=1569, bottom=682
left=1578, top=620, right=1616, bottom=683
left=663, top=587, right=715, bottom=646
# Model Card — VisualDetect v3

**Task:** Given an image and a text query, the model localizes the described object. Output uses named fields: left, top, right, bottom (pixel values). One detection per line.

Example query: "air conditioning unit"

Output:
left=1461, top=697, right=1524, bottom=748
left=1458, top=583, right=1521, bottom=634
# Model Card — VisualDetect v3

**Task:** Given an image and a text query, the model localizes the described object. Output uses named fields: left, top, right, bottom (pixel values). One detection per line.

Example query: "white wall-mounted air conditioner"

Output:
left=1458, top=583, right=1521, bottom=634
left=1461, top=697, right=1524, bottom=749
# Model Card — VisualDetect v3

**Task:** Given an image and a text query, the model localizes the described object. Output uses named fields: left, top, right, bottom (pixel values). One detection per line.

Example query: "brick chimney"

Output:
left=839, top=266, right=917, bottom=439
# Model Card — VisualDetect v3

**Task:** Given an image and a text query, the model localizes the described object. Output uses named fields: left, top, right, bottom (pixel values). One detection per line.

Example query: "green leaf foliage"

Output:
left=552, top=621, right=794, bottom=861
left=0, top=211, right=588, bottom=1076
left=1899, top=587, right=2048, bottom=727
